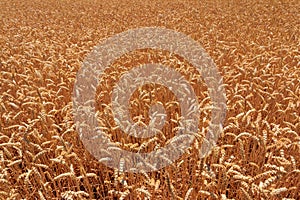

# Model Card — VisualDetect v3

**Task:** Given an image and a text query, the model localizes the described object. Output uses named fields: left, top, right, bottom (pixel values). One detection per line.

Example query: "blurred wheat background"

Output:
left=0, top=0, right=299, bottom=199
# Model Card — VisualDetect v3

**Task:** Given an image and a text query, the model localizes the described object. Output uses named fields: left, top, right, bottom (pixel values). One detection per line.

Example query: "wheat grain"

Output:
left=290, top=156, right=296, bottom=170
left=38, top=190, right=46, bottom=200
left=54, top=172, right=75, bottom=180
left=184, top=188, right=193, bottom=200
left=33, top=150, right=47, bottom=162
left=240, top=187, right=252, bottom=200
left=251, top=170, right=278, bottom=182
left=238, top=139, right=245, bottom=160
left=136, top=186, right=152, bottom=199
left=7, top=159, right=22, bottom=167
left=25, top=169, right=32, bottom=185
left=120, top=190, right=130, bottom=200
left=233, top=174, right=252, bottom=182
left=264, top=164, right=286, bottom=173
left=270, top=187, right=287, bottom=196
left=259, top=176, right=277, bottom=189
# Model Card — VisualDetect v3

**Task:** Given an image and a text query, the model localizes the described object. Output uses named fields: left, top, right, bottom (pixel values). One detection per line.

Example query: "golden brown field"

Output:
left=0, top=0, right=299, bottom=199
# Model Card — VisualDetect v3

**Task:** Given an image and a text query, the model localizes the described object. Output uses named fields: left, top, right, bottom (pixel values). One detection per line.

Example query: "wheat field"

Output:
left=0, top=0, right=299, bottom=199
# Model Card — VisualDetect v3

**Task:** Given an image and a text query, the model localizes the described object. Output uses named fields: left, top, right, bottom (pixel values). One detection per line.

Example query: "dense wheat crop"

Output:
left=0, top=0, right=299, bottom=199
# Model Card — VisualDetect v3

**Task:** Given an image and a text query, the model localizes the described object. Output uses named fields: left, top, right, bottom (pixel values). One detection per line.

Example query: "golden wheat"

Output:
left=0, top=0, right=299, bottom=199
